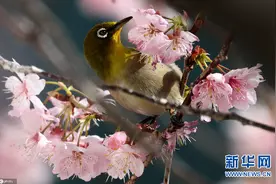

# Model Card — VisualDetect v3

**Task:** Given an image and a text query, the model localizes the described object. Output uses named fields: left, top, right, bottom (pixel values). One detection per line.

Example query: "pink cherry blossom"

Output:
left=104, top=131, right=127, bottom=150
left=106, top=144, right=144, bottom=180
left=50, top=137, right=108, bottom=181
left=132, top=8, right=169, bottom=31
left=128, top=26, right=168, bottom=52
left=128, top=8, right=169, bottom=51
left=24, top=132, right=53, bottom=161
left=48, top=96, right=70, bottom=117
left=5, top=72, right=46, bottom=116
left=20, top=108, right=58, bottom=135
left=0, top=123, right=53, bottom=184
left=164, top=132, right=177, bottom=152
left=103, top=131, right=144, bottom=179
left=165, top=120, right=198, bottom=151
left=144, top=29, right=199, bottom=64
left=224, top=64, right=264, bottom=110
left=191, top=73, right=233, bottom=112
left=43, top=126, right=64, bottom=143
left=72, top=98, right=101, bottom=127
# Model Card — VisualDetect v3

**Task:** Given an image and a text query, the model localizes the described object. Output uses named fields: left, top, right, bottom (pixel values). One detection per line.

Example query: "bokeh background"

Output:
left=0, top=0, right=274, bottom=184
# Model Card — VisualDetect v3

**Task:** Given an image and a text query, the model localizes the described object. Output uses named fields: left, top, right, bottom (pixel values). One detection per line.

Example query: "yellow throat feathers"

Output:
left=105, top=29, right=130, bottom=83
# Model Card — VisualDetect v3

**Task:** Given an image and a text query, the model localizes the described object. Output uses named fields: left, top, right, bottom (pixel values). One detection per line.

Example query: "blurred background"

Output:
left=0, top=0, right=274, bottom=184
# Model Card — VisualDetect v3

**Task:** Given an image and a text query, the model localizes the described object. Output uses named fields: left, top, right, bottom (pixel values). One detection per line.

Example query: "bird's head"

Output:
left=83, top=16, right=133, bottom=79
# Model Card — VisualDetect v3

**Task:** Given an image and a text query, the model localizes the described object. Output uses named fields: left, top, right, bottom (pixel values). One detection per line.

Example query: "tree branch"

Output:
left=189, top=12, right=205, bottom=34
left=163, top=149, right=174, bottom=184
left=180, top=13, right=205, bottom=96
left=102, top=85, right=275, bottom=133
left=0, top=56, right=71, bottom=83
left=180, top=56, right=195, bottom=96
left=183, top=33, right=233, bottom=105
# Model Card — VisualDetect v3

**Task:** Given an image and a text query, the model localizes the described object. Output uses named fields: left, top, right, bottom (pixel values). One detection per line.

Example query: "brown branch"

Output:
left=163, top=149, right=174, bottom=184
left=199, top=34, right=233, bottom=80
left=183, top=33, right=233, bottom=105
left=0, top=56, right=72, bottom=83
left=180, top=13, right=205, bottom=96
left=102, top=85, right=275, bottom=133
left=180, top=56, right=195, bottom=96
left=189, top=12, right=205, bottom=34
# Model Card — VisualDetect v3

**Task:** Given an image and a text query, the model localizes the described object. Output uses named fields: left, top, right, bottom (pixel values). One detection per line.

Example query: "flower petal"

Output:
left=25, top=74, right=45, bottom=96
left=5, top=76, right=23, bottom=96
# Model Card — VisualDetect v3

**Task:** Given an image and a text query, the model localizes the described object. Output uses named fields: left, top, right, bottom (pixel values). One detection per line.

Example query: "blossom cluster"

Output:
left=128, top=8, right=264, bottom=113
left=2, top=58, right=200, bottom=182
left=1, top=7, right=265, bottom=184
left=3, top=60, right=148, bottom=181
left=191, top=64, right=264, bottom=113
left=128, top=8, right=199, bottom=65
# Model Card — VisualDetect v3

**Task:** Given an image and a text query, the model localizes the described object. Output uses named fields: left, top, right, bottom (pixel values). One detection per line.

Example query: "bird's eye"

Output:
left=97, top=28, right=108, bottom=38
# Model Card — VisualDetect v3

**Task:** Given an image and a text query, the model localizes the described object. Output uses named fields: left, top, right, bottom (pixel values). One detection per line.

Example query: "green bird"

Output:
left=84, top=16, right=184, bottom=117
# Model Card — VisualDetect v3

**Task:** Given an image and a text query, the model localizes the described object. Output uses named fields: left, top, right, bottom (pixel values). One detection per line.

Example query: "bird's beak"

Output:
left=108, top=16, right=133, bottom=34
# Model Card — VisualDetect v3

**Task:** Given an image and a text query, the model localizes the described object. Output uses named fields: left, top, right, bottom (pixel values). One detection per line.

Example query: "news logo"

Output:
left=224, top=154, right=272, bottom=178
left=257, top=155, right=271, bottom=169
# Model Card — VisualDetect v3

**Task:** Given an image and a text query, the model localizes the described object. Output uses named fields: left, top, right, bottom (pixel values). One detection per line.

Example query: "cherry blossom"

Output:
left=128, top=9, right=169, bottom=51
left=224, top=64, right=264, bottom=110
left=191, top=73, right=233, bottom=112
left=104, top=131, right=144, bottom=180
left=104, top=131, right=127, bottom=150
left=129, top=9, right=198, bottom=64
left=146, top=29, right=199, bottom=64
left=165, top=120, right=198, bottom=151
left=128, top=26, right=168, bottom=52
left=0, top=6, right=269, bottom=183
left=24, top=132, right=53, bottom=161
left=106, top=144, right=144, bottom=180
left=132, top=8, right=169, bottom=31
left=44, top=126, right=65, bottom=143
left=48, top=96, right=70, bottom=117
left=4, top=71, right=46, bottom=117
left=20, top=108, right=58, bottom=135
left=0, top=123, right=53, bottom=184
left=50, top=137, right=108, bottom=181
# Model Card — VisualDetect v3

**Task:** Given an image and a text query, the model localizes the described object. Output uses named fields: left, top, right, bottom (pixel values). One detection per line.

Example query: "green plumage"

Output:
left=84, top=18, right=184, bottom=116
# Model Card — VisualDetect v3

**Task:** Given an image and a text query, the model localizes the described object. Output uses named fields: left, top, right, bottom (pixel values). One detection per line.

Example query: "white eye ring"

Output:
left=97, top=28, right=108, bottom=38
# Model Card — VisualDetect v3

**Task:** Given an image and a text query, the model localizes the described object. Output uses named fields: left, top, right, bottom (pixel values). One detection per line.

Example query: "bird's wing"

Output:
left=121, top=49, right=184, bottom=105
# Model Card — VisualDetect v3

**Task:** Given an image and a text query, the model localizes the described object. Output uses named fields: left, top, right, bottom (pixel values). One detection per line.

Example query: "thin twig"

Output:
left=0, top=55, right=71, bottom=83
left=189, top=12, right=205, bottom=34
left=180, top=13, right=205, bottom=96
left=199, top=34, right=233, bottom=80
left=163, top=150, right=174, bottom=184
left=180, top=56, right=194, bottom=96
left=102, top=85, right=275, bottom=133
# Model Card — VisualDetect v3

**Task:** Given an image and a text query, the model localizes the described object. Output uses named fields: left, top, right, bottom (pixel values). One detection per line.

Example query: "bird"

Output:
left=83, top=16, right=184, bottom=120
